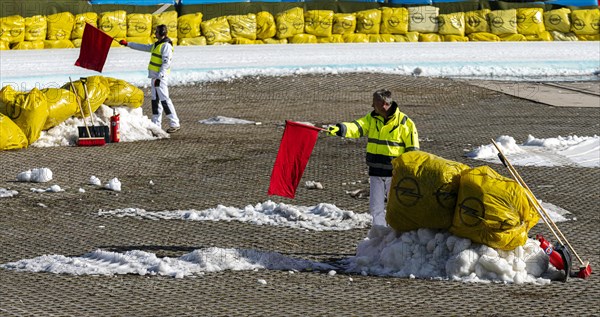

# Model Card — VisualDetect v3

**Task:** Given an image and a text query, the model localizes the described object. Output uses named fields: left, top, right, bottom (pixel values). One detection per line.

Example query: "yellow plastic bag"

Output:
left=317, top=34, right=344, bottom=43
left=11, top=40, right=44, bottom=50
left=499, top=33, right=527, bottom=41
left=380, top=7, right=409, bottom=34
left=72, top=12, right=98, bottom=39
left=0, top=40, right=9, bottom=50
left=44, top=40, right=75, bottom=49
left=304, top=10, right=334, bottom=37
left=386, top=151, right=469, bottom=232
left=276, top=7, right=304, bottom=39
left=41, top=88, right=78, bottom=130
left=517, top=8, right=545, bottom=35
left=232, top=37, right=255, bottom=45
left=127, top=13, right=152, bottom=38
left=201, top=16, right=232, bottom=45
left=393, top=32, right=419, bottom=42
left=0, top=15, right=25, bottom=44
left=256, top=11, right=276, bottom=40
left=332, top=13, right=356, bottom=34
left=524, top=31, right=552, bottom=41
left=443, top=34, right=469, bottom=42
left=47, top=12, right=75, bottom=40
left=355, top=9, right=381, bottom=35
left=343, top=33, right=368, bottom=43
left=178, top=13, right=202, bottom=39
left=99, top=11, right=127, bottom=39
left=570, top=9, right=600, bottom=35
left=262, top=38, right=287, bottom=44
left=465, top=9, right=491, bottom=34
left=104, top=77, right=144, bottom=108
left=9, top=88, right=49, bottom=145
left=0, top=85, right=17, bottom=106
left=25, top=15, right=46, bottom=41
left=228, top=14, right=257, bottom=40
left=408, top=6, right=439, bottom=33
left=179, top=37, right=207, bottom=46
left=450, top=166, right=539, bottom=250
left=468, top=32, right=500, bottom=41
left=125, top=36, right=153, bottom=44
left=289, top=33, right=317, bottom=43
left=419, top=33, right=442, bottom=42
left=489, top=9, right=517, bottom=35
left=544, top=8, right=571, bottom=33
left=0, top=113, right=28, bottom=150
left=576, top=33, right=599, bottom=41
left=152, top=11, right=178, bottom=39
left=438, top=12, right=465, bottom=37
left=64, top=76, right=110, bottom=117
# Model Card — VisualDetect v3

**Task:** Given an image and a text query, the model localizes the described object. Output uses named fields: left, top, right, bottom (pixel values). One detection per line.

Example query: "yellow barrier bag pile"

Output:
left=450, top=166, right=540, bottom=250
left=304, top=10, right=334, bottom=37
left=179, top=37, right=206, bottom=46
left=41, top=88, right=79, bottom=130
left=0, top=113, right=28, bottom=150
left=153, top=11, right=178, bottom=39
left=332, top=13, right=356, bottom=34
left=9, top=88, right=49, bottom=144
left=409, top=6, right=439, bottom=33
left=355, top=9, right=381, bottom=35
left=543, top=8, right=571, bottom=34
left=468, top=32, right=500, bottom=41
left=386, top=151, right=469, bottom=232
left=263, top=38, right=287, bottom=44
left=104, top=77, right=144, bottom=108
left=178, top=13, right=202, bottom=38
left=490, top=9, right=518, bottom=35
left=99, top=11, right=127, bottom=39
left=517, top=8, right=545, bottom=35
left=25, top=15, right=46, bottom=41
left=343, top=33, right=368, bottom=43
left=276, top=7, right=304, bottom=39
left=380, top=7, right=409, bottom=34
left=127, top=13, right=152, bottom=37
left=438, top=12, right=465, bottom=37
left=64, top=76, right=110, bottom=117
left=47, top=12, right=75, bottom=40
left=443, top=34, right=469, bottom=42
left=571, top=9, right=600, bottom=36
left=72, top=12, right=98, bottom=39
left=1, top=15, right=25, bottom=44
left=228, top=14, right=257, bottom=40
left=201, top=16, right=232, bottom=45
left=289, top=33, right=317, bottom=43
left=256, top=11, right=276, bottom=40
left=465, top=9, right=491, bottom=34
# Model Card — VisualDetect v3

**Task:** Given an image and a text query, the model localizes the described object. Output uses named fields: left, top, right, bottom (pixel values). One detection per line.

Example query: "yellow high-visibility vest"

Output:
left=148, top=41, right=173, bottom=73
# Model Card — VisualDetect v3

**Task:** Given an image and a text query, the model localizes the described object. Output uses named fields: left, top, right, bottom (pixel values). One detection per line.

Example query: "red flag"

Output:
left=75, top=23, right=113, bottom=72
left=268, top=121, right=321, bottom=199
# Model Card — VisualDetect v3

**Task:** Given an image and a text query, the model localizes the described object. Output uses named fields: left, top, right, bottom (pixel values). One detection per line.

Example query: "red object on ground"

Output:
left=578, top=263, right=592, bottom=279
left=75, top=23, right=113, bottom=72
left=110, top=113, right=120, bottom=143
left=268, top=120, right=321, bottom=199
left=537, top=234, right=565, bottom=270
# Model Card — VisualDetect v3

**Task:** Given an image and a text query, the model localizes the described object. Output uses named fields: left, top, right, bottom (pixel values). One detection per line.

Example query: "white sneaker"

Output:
left=166, top=126, right=180, bottom=133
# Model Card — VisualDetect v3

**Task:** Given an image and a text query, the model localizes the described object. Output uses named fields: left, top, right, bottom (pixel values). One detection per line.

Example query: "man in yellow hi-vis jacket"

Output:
left=120, top=24, right=180, bottom=133
left=328, top=89, right=419, bottom=227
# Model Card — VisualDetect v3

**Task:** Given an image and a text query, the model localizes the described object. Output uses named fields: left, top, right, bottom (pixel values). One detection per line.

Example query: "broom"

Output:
left=69, top=77, right=105, bottom=146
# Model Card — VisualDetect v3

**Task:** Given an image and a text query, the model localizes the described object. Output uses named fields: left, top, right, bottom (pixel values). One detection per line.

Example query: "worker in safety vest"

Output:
left=119, top=25, right=180, bottom=133
left=327, top=89, right=419, bottom=227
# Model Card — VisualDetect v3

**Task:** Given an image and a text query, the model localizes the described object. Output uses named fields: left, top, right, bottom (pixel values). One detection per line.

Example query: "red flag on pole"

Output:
left=268, top=121, right=321, bottom=199
left=75, top=23, right=113, bottom=73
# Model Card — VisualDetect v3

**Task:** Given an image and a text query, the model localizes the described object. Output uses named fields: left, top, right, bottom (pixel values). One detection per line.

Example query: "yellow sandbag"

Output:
left=276, top=7, right=304, bottom=39
left=256, top=11, right=276, bottom=40
left=201, top=16, right=232, bottom=45
left=571, top=9, right=600, bottom=35
left=489, top=9, right=517, bottom=35
left=179, top=36, right=207, bottom=46
left=438, top=12, right=465, bottom=36
left=544, top=8, right=571, bottom=33
left=304, top=10, right=333, bottom=37
left=232, top=37, right=255, bottom=44
left=386, top=151, right=469, bottom=233
left=343, top=33, right=369, bottom=43
left=0, top=40, right=9, bottom=50
left=0, top=85, right=16, bottom=106
left=47, top=12, right=75, bottom=40
left=0, top=113, right=28, bottom=150
left=419, top=33, right=442, bottom=42
left=393, top=32, right=419, bottom=42
left=408, top=6, right=439, bottom=33
left=450, top=166, right=539, bottom=250
left=524, top=31, right=552, bottom=41
left=465, top=9, right=491, bottom=34
left=443, top=34, right=469, bottom=42
left=228, top=14, right=257, bottom=40
left=9, top=88, right=48, bottom=145
left=11, top=40, right=44, bottom=50
left=499, top=33, right=527, bottom=41
left=72, top=12, right=98, bottom=39
left=355, top=9, right=381, bottom=35
left=126, top=36, right=154, bottom=44
left=99, top=11, right=127, bottom=39
left=178, top=13, right=202, bottom=39
left=289, top=33, right=317, bottom=44
left=517, top=8, right=545, bottom=35
left=380, top=7, right=409, bottom=35
left=127, top=13, right=152, bottom=37
left=262, top=38, right=287, bottom=44
left=379, top=34, right=396, bottom=42
left=468, top=32, right=500, bottom=41
left=41, top=88, right=78, bottom=130
left=72, top=38, right=82, bottom=48
left=0, top=15, right=25, bottom=44
left=104, top=77, right=144, bottom=108
left=550, top=31, right=578, bottom=41
left=332, top=13, right=356, bottom=34
left=152, top=11, right=178, bottom=39
left=25, top=15, right=46, bottom=41
left=577, top=33, right=600, bottom=41
left=317, top=34, right=344, bottom=43
left=44, top=40, right=75, bottom=49
left=63, top=76, right=110, bottom=117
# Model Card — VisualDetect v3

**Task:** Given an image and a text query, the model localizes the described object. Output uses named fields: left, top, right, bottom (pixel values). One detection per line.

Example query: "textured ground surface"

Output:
left=1, top=74, right=598, bottom=316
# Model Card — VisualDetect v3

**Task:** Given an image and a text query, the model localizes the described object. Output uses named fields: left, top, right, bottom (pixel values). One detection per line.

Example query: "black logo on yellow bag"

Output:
left=278, top=23, right=288, bottom=35
left=361, top=19, right=374, bottom=30
left=293, top=19, right=303, bottom=31
left=467, top=16, right=481, bottom=28
left=205, top=31, right=215, bottom=43
left=412, top=13, right=424, bottom=24
left=592, top=18, right=599, bottom=30
left=435, top=183, right=458, bottom=210
left=394, top=177, right=422, bottom=207
left=458, top=197, right=485, bottom=227
left=491, top=17, right=504, bottom=29
left=134, top=22, right=148, bottom=34
left=342, top=20, right=353, bottom=30
left=388, top=17, right=400, bottom=28
left=548, top=14, right=563, bottom=26
left=572, top=19, right=585, bottom=30
left=517, top=14, right=526, bottom=24
left=100, top=21, right=114, bottom=32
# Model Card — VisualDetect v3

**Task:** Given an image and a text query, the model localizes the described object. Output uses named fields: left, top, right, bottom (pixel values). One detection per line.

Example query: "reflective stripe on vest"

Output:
left=148, top=42, right=172, bottom=73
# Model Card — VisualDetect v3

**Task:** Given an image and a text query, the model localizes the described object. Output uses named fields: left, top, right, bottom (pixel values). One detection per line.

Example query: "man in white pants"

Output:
left=120, top=24, right=180, bottom=133
left=327, top=89, right=419, bottom=227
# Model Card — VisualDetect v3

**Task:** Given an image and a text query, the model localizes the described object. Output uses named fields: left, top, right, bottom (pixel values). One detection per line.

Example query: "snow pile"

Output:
left=198, top=116, right=257, bottom=125
left=30, top=185, right=64, bottom=193
left=104, top=178, right=122, bottom=192
left=16, top=168, right=53, bottom=183
left=0, top=188, right=18, bottom=197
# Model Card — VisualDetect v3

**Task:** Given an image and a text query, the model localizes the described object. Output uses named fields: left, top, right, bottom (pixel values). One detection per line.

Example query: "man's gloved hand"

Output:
left=119, top=39, right=128, bottom=46
left=154, top=79, right=161, bottom=87
left=327, top=125, right=340, bottom=136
